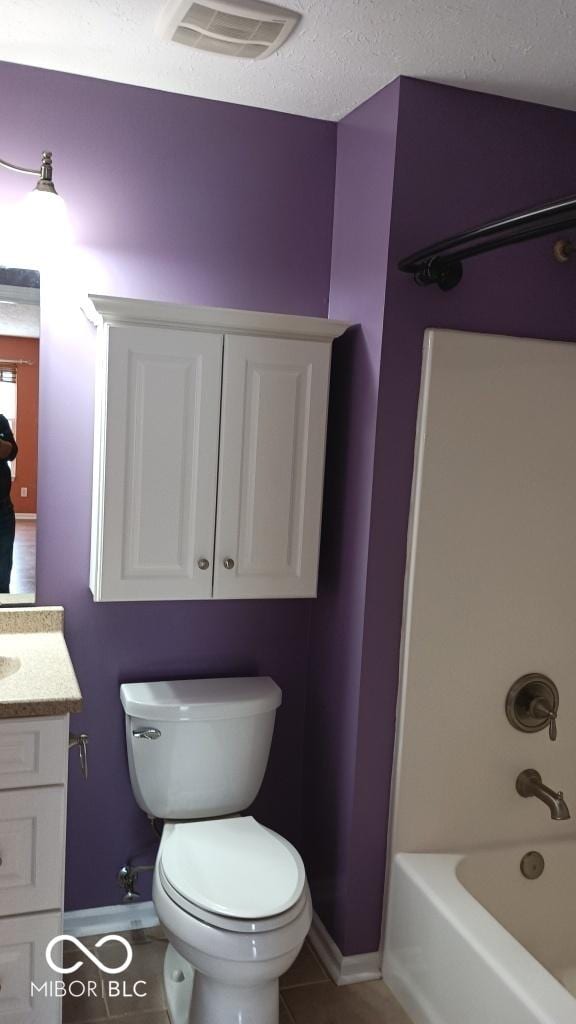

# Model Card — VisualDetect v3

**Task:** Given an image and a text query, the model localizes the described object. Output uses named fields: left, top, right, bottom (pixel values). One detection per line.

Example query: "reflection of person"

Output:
left=0, top=414, right=18, bottom=593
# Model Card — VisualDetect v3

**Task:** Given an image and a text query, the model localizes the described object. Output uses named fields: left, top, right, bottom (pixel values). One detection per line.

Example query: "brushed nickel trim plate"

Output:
left=520, top=850, right=545, bottom=880
left=506, top=673, right=559, bottom=740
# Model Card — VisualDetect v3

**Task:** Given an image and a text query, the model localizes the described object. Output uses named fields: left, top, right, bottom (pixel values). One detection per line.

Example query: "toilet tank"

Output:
left=120, top=677, right=282, bottom=819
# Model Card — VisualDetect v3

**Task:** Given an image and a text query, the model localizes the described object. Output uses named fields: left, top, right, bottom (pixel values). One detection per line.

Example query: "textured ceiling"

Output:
left=1, top=0, right=576, bottom=120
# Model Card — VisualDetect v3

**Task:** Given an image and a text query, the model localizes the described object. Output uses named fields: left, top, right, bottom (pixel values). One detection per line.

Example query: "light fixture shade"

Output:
left=25, top=188, right=71, bottom=264
left=0, top=149, right=70, bottom=268
left=0, top=189, right=71, bottom=270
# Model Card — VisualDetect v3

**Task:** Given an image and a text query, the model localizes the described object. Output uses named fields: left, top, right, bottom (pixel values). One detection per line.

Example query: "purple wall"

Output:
left=303, top=81, right=400, bottom=953
left=304, top=76, right=576, bottom=955
left=0, top=60, right=336, bottom=910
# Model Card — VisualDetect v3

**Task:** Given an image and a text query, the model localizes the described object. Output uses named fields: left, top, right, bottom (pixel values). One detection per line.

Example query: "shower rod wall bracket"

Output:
left=415, top=259, right=463, bottom=291
left=399, top=192, right=576, bottom=290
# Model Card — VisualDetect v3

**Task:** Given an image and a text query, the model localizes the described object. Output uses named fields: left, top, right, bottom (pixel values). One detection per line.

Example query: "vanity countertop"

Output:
left=0, top=606, right=83, bottom=718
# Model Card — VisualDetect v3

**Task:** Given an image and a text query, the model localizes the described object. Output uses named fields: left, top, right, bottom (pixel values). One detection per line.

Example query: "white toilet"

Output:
left=120, top=676, right=312, bottom=1024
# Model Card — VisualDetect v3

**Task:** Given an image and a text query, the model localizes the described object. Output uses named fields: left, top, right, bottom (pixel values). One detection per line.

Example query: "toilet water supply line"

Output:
left=118, top=816, right=163, bottom=901
left=70, top=725, right=159, bottom=898
left=117, top=862, right=155, bottom=902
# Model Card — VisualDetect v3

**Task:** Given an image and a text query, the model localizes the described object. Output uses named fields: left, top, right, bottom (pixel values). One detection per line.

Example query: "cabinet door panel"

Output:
left=0, top=911, right=61, bottom=1023
left=94, top=325, right=222, bottom=601
left=214, top=334, right=331, bottom=598
left=0, top=788, right=65, bottom=917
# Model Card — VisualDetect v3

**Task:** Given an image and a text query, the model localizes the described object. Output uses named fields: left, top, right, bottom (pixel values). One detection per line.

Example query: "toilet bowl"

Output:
left=120, top=677, right=312, bottom=1024
left=154, top=818, right=312, bottom=1024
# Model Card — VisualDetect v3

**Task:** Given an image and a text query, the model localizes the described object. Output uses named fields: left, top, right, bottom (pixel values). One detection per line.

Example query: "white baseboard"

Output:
left=15, top=513, right=37, bottom=520
left=64, top=901, right=159, bottom=938
left=308, top=912, right=381, bottom=986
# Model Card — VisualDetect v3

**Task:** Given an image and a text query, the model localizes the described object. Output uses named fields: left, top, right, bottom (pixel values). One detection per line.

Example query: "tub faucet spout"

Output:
left=516, top=769, right=570, bottom=820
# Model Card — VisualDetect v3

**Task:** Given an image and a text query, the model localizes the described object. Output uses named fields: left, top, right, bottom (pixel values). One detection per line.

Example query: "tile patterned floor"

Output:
left=62, top=928, right=413, bottom=1023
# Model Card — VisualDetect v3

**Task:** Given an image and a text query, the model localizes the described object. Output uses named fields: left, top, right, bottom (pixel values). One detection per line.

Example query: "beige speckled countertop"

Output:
left=0, top=607, right=83, bottom=718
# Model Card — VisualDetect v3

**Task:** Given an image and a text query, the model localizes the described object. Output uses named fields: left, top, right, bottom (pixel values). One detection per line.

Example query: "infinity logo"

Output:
left=46, top=935, right=134, bottom=975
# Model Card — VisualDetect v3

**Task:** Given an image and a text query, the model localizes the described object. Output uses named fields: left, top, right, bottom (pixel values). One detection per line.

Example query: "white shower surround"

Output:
left=384, top=329, right=576, bottom=1021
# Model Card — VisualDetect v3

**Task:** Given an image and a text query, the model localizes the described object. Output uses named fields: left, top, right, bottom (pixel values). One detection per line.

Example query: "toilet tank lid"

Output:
left=120, top=676, right=282, bottom=722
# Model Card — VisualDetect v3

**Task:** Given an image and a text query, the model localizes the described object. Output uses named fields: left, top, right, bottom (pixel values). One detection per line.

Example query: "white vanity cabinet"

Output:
left=0, top=608, right=83, bottom=1023
left=86, top=296, right=349, bottom=602
left=0, top=715, right=69, bottom=1024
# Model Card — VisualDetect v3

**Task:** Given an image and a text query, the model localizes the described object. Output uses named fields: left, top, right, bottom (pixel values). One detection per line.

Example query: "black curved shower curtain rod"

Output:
left=398, top=193, right=576, bottom=291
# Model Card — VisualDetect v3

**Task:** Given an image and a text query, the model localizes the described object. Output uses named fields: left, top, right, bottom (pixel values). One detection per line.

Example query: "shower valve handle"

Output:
left=549, top=714, right=557, bottom=741
left=531, top=698, right=557, bottom=741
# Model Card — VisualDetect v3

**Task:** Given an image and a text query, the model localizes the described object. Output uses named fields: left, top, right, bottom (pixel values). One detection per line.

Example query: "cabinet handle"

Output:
left=223, top=558, right=235, bottom=570
left=197, top=558, right=210, bottom=570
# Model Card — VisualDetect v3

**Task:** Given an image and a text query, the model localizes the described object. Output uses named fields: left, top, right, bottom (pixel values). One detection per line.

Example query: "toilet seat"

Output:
left=159, top=864, right=310, bottom=934
left=159, top=817, right=306, bottom=933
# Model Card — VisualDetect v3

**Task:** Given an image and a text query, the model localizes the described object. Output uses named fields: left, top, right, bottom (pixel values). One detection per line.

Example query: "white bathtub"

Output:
left=383, top=841, right=576, bottom=1024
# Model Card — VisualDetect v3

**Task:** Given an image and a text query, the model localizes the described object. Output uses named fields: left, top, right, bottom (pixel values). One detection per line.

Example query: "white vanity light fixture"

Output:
left=0, top=150, right=70, bottom=267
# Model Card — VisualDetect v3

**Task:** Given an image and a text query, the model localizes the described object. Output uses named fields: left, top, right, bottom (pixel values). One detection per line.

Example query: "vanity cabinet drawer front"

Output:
left=0, top=788, right=65, bottom=917
left=0, top=910, right=61, bottom=1022
left=0, top=717, right=68, bottom=790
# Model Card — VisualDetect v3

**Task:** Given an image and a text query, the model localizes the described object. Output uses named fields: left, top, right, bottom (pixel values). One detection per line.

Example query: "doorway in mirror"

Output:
left=0, top=266, right=39, bottom=604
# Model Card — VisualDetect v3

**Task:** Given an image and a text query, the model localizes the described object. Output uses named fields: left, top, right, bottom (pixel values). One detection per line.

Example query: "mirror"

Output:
left=0, top=266, right=40, bottom=605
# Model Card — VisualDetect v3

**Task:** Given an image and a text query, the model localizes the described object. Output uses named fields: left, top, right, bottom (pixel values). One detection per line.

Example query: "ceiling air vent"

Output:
left=159, top=0, right=301, bottom=59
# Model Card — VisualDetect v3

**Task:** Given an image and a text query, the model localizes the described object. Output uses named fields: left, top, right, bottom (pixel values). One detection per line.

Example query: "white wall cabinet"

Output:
left=86, top=297, right=349, bottom=602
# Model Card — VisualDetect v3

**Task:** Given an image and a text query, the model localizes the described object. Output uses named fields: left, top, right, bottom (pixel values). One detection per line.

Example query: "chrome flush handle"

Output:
left=132, top=727, right=161, bottom=740
left=69, top=733, right=89, bottom=781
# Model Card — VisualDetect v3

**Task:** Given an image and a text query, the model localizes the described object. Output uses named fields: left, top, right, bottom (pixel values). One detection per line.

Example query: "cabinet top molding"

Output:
left=82, top=294, right=352, bottom=343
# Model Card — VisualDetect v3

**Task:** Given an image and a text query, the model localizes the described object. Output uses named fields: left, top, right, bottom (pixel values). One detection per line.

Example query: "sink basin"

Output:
left=0, top=657, right=21, bottom=679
